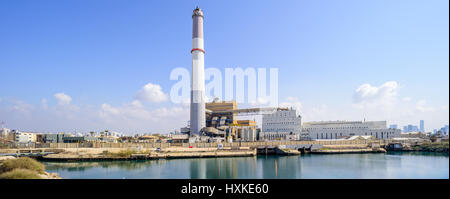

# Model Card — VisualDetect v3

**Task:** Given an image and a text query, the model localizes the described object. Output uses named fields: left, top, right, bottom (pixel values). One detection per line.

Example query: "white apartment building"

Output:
left=302, top=121, right=401, bottom=140
left=14, top=132, right=37, bottom=143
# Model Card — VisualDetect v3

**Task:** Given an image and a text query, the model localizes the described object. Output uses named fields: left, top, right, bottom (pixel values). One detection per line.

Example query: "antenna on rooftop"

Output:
left=1, top=121, right=4, bottom=129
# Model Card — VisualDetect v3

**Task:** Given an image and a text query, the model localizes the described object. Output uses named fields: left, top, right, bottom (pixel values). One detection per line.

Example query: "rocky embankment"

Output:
left=387, top=142, right=449, bottom=153
left=312, top=144, right=386, bottom=154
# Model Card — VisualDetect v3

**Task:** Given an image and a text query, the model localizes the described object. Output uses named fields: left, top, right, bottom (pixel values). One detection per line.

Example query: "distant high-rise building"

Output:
left=389, top=124, right=398, bottom=129
left=433, top=129, right=437, bottom=134
left=403, top=124, right=419, bottom=132
left=420, top=120, right=424, bottom=132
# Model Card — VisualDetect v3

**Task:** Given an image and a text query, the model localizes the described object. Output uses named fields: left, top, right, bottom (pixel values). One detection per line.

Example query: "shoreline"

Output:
left=2, top=141, right=448, bottom=162
left=37, top=148, right=257, bottom=162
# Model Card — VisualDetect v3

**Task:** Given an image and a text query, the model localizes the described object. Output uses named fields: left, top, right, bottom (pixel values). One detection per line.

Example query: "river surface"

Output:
left=42, top=152, right=449, bottom=179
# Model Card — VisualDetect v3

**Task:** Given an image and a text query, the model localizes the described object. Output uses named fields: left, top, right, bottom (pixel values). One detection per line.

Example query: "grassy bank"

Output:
left=411, top=142, right=449, bottom=153
left=0, top=157, right=46, bottom=179
left=104, top=149, right=142, bottom=158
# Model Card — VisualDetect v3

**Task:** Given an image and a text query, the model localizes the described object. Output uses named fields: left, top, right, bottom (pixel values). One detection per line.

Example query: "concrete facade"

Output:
left=259, top=131, right=299, bottom=141
left=241, top=127, right=257, bottom=142
left=262, top=109, right=302, bottom=134
left=14, top=132, right=37, bottom=143
left=44, top=133, right=65, bottom=143
left=302, top=121, right=401, bottom=140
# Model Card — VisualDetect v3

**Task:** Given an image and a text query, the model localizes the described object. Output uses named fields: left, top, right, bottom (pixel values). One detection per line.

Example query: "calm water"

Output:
left=42, top=152, right=449, bottom=179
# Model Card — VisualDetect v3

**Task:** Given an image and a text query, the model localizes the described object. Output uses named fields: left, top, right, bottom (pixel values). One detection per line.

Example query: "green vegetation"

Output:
left=0, top=157, right=45, bottom=174
left=412, top=142, right=449, bottom=153
left=0, top=168, right=42, bottom=179
left=105, top=149, right=138, bottom=158
left=0, top=157, right=46, bottom=179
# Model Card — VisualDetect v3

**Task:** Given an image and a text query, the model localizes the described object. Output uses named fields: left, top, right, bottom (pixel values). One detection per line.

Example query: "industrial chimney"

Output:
left=190, top=7, right=206, bottom=136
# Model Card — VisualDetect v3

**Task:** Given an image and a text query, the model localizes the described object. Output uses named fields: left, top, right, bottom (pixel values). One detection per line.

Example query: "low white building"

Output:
left=14, top=132, right=37, bottom=143
left=302, top=121, right=401, bottom=140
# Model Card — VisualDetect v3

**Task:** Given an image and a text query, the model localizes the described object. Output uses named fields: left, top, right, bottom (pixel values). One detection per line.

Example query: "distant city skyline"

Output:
left=420, top=120, right=425, bottom=132
left=0, top=0, right=448, bottom=134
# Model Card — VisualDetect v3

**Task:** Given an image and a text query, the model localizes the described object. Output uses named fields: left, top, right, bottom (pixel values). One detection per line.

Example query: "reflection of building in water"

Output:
left=233, top=157, right=258, bottom=178
left=205, top=159, right=222, bottom=178
left=261, top=157, right=277, bottom=179
left=189, top=159, right=207, bottom=179
left=44, top=160, right=152, bottom=173
left=260, top=156, right=302, bottom=179
left=189, top=158, right=242, bottom=179
left=220, top=158, right=238, bottom=179
left=275, top=156, right=300, bottom=178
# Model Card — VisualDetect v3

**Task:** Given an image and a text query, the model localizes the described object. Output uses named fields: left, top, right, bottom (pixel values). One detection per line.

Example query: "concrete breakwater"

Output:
left=311, top=143, right=387, bottom=154
left=6, top=140, right=388, bottom=149
left=37, top=147, right=257, bottom=161
left=3, top=140, right=445, bottom=161
left=36, top=144, right=382, bottom=161
left=311, top=148, right=387, bottom=154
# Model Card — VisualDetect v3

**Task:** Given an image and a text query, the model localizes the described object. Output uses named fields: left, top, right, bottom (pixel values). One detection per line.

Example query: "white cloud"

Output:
left=280, top=97, right=303, bottom=113
left=249, top=97, right=270, bottom=107
left=98, top=99, right=189, bottom=132
left=54, top=93, right=72, bottom=105
left=10, top=100, right=34, bottom=115
left=353, top=81, right=398, bottom=109
left=100, top=100, right=151, bottom=122
left=41, top=98, right=48, bottom=110
left=134, top=83, right=168, bottom=103
left=402, top=97, right=412, bottom=102
left=415, top=100, right=435, bottom=112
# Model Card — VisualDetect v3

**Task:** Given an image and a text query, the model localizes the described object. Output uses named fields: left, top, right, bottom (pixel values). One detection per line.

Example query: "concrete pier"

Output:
left=38, top=148, right=256, bottom=161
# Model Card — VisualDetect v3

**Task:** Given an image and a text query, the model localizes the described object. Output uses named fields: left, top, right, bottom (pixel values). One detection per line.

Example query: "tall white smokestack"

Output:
left=190, top=7, right=206, bottom=136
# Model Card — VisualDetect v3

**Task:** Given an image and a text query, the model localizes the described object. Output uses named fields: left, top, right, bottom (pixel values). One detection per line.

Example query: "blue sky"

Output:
left=0, top=0, right=448, bottom=133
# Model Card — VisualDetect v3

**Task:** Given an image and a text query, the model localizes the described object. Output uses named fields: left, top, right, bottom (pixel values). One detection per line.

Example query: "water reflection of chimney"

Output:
left=218, top=159, right=220, bottom=177
left=275, top=159, right=278, bottom=177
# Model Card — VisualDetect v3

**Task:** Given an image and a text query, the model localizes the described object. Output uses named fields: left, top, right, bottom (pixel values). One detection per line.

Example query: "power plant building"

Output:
left=184, top=7, right=401, bottom=142
left=261, top=109, right=302, bottom=141
left=302, top=121, right=401, bottom=140
left=206, top=99, right=237, bottom=127
left=262, top=109, right=302, bottom=133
